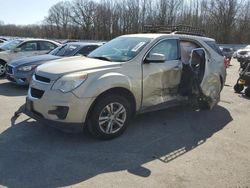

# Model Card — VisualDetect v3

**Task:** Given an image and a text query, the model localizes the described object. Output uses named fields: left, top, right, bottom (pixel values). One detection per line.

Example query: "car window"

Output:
left=39, top=41, right=57, bottom=51
left=55, top=44, right=80, bottom=57
left=205, top=41, right=223, bottom=56
left=148, top=39, right=179, bottom=62
left=19, top=42, right=38, bottom=51
left=77, top=45, right=99, bottom=56
left=180, top=41, right=199, bottom=64
left=222, top=48, right=231, bottom=52
left=0, top=40, right=23, bottom=50
left=88, top=37, right=151, bottom=62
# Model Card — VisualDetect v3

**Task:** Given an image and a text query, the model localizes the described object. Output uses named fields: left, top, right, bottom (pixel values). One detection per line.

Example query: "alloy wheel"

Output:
left=98, top=102, right=127, bottom=134
left=0, top=64, right=6, bottom=76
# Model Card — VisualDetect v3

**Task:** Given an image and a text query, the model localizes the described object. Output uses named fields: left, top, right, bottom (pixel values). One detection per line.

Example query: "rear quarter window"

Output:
left=205, top=41, right=223, bottom=56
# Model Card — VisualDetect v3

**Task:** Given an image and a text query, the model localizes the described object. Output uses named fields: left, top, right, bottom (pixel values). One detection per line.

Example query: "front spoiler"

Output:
left=16, top=104, right=84, bottom=133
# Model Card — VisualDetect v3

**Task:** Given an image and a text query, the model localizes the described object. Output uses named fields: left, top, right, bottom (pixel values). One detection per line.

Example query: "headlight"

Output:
left=18, top=65, right=37, bottom=72
left=52, top=72, right=88, bottom=93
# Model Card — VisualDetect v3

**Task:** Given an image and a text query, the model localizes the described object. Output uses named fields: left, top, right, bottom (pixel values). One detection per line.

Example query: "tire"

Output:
left=234, top=83, right=244, bottom=93
left=0, top=61, right=6, bottom=77
left=198, top=97, right=210, bottom=110
left=245, top=87, right=250, bottom=98
left=87, top=94, right=132, bottom=140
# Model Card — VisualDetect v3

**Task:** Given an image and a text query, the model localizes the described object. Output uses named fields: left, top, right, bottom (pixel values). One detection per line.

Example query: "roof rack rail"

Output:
left=143, top=25, right=206, bottom=37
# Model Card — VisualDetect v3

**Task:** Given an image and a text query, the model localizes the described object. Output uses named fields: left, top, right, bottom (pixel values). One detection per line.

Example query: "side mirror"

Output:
left=145, top=53, right=166, bottom=63
left=189, top=48, right=205, bottom=66
left=13, top=48, right=21, bottom=53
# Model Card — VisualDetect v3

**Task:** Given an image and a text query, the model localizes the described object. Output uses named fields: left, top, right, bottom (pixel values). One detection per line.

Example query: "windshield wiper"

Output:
left=91, top=56, right=112, bottom=61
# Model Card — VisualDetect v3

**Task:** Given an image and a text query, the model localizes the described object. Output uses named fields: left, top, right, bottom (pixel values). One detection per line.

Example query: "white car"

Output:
left=0, top=39, right=60, bottom=76
left=0, top=38, right=7, bottom=44
left=235, top=45, right=250, bottom=62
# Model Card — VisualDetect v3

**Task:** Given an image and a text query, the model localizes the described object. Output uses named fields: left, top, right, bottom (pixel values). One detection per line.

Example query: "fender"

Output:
left=73, top=72, right=133, bottom=97
left=0, top=51, right=12, bottom=63
left=200, top=58, right=224, bottom=108
left=72, top=71, right=141, bottom=110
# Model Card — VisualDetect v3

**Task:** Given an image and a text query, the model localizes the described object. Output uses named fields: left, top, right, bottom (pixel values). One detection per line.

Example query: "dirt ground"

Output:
left=0, top=59, right=249, bottom=188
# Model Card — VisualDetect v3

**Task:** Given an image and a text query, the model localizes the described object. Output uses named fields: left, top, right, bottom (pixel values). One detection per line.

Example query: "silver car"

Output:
left=0, top=39, right=60, bottom=76
left=22, top=33, right=226, bottom=139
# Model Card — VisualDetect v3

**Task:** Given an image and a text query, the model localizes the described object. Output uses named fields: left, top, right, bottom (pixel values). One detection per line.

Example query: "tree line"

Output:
left=0, top=0, right=249, bottom=44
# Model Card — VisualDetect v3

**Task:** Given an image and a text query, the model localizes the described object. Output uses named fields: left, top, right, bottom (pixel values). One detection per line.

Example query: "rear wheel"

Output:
left=198, top=101, right=209, bottom=110
left=0, top=61, right=6, bottom=77
left=245, top=87, right=250, bottom=98
left=87, top=94, right=132, bottom=140
left=234, top=83, right=244, bottom=93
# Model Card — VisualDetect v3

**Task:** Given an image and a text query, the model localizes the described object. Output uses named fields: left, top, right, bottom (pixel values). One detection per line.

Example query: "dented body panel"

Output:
left=25, top=33, right=226, bottom=125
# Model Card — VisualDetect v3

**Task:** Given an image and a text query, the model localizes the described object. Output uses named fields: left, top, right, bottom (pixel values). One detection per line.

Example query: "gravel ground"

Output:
left=0, top=59, right=249, bottom=188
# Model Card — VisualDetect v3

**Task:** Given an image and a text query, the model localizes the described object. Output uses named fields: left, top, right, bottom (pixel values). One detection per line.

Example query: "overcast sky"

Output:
left=0, top=0, right=62, bottom=25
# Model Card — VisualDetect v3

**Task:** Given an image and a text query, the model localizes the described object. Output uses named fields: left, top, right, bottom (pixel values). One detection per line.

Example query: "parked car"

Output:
left=22, top=33, right=226, bottom=139
left=6, top=42, right=103, bottom=86
left=235, top=45, right=250, bottom=62
left=0, top=39, right=60, bottom=76
left=0, top=38, right=7, bottom=44
left=219, top=47, right=234, bottom=60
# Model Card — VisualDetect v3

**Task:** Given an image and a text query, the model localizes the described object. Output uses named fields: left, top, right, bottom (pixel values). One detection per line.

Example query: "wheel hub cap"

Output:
left=98, top=102, right=127, bottom=134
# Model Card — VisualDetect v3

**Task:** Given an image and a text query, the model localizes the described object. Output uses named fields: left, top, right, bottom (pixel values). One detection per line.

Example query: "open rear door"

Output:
left=190, top=48, right=222, bottom=109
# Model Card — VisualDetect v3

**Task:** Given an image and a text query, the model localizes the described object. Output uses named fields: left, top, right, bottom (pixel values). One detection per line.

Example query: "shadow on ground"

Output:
left=0, top=80, right=27, bottom=96
left=0, top=105, right=232, bottom=188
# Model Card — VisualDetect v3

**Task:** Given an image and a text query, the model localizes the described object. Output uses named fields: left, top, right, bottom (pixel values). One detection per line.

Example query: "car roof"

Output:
left=66, top=42, right=104, bottom=46
left=13, top=38, right=60, bottom=45
left=121, top=33, right=215, bottom=42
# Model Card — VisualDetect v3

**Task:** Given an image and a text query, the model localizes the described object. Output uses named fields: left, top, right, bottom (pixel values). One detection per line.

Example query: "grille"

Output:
left=6, top=65, right=13, bottom=74
left=34, top=74, right=51, bottom=83
left=31, top=88, right=45, bottom=99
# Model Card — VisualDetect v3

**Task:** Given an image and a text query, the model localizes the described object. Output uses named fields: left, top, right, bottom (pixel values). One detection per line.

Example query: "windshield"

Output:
left=88, top=37, right=151, bottom=62
left=0, top=40, right=23, bottom=51
left=49, top=44, right=80, bottom=56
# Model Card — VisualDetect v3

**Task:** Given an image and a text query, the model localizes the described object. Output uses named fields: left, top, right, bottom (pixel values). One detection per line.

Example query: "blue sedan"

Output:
left=6, top=42, right=103, bottom=86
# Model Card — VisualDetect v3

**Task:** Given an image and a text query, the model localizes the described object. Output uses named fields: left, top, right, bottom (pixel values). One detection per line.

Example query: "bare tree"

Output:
left=1, top=0, right=250, bottom=44
left=70, top=0, right=96, bottom=39
left=44, top=1, right=71, bottom=39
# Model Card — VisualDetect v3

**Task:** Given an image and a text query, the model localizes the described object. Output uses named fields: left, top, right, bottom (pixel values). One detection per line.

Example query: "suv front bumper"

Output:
left=21, top=99, right=84, bottom=132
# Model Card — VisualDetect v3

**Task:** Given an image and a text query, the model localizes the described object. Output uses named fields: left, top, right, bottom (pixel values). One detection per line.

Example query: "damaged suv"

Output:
left=22, top=29, right=226, bottom=139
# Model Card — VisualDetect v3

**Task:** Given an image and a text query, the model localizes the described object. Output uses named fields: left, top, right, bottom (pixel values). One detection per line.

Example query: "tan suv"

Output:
left=20, top=32, right=226, bottom=139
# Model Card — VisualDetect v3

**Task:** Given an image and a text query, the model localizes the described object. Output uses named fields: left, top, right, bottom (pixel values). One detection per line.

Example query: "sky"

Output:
left=0, top=0, right=63, bottom=25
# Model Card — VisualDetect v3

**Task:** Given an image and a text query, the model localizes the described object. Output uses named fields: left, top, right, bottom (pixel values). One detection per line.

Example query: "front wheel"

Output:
left=234, top=83, right=244, bottom=93
left=87, top=94, right=132, bottom=140
left=245, top=87, right=250, bottom=98
left=0, top=61, right=6, bottom=77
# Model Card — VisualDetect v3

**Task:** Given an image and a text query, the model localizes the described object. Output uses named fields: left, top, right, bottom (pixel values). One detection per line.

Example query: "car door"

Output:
left=12, top=41, right=39, bottom=61
left=38, top=41, right=58, bottom=55
left=190, top=48, right=224, bottom=109
left=142, top=39, right=182, bottom=108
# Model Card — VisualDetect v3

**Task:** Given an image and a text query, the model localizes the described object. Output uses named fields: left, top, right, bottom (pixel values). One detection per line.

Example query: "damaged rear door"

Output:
left=142, top=38, right=182, bottom=108
left=190, top=48, right=223, bottom=109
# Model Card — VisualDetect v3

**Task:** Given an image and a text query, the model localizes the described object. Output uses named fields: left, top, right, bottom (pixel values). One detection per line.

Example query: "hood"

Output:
left=0, top=50, right=10, bottom=55
left=36, top=56, right=121, bottom=80
left=9, top=54, right=60, bottom=67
